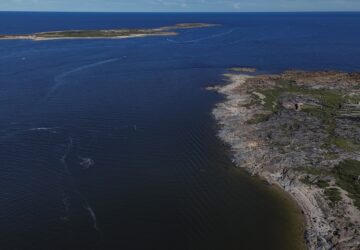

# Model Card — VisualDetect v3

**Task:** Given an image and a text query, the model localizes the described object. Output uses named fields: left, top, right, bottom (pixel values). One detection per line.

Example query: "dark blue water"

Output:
left=0, top=12, right=359, bottom=250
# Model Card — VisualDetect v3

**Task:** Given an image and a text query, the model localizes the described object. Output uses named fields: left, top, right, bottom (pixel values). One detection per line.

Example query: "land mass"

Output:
left=0, top=23, right=217, bottom=41
left=209, top=69, right=360, bottom=249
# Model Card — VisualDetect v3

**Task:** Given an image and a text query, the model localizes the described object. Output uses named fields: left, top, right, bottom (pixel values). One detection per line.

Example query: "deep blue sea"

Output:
left=0, top=12, right=360, bottom=250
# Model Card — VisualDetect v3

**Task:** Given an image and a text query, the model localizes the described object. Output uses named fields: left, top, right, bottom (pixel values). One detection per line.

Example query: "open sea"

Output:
left=0, top=12, right=360, bottom=250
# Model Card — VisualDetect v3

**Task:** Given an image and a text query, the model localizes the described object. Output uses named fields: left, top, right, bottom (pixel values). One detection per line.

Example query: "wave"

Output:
left=78, top=157, right=95, bottom=170
left=0, top=126, right=60, bottom=139
left=84, top=204, right=100, bottom=232
left=28, top=127, right=59, bottom=133
left=45, top=58, right=119, bottom=99
left=166, top=28, right=236, bottom=44
left=62, top=194, right=70, bottom=213
left=60, top=136, right=74, bottom=165
left=59, top=137, right=100, bottom=232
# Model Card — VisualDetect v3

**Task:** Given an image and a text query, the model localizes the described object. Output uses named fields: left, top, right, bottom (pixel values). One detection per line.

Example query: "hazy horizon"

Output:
left=1, top=10, right=360, bottom=13
left=1, top=0, right=360, bottom=12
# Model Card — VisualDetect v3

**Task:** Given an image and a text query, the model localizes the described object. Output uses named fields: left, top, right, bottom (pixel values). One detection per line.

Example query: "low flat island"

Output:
left=0, top=23, right=217, bottom=41
left=209, top=70, right=360, bottom=249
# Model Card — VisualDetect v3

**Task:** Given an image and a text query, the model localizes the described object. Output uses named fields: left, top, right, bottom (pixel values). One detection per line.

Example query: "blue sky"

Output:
left=1, top=0, right=360, bottom=12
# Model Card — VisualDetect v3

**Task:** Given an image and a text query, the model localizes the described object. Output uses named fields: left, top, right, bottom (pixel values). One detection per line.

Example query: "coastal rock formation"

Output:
left=210, top=71, right=360, bottom=250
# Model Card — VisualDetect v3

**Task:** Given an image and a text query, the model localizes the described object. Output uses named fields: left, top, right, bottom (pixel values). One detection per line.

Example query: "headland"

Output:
left=208, top=69, right=360, bottom=249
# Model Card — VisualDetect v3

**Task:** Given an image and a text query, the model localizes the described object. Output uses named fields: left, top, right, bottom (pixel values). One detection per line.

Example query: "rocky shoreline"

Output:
left=209, top=70, right=360, bottom=249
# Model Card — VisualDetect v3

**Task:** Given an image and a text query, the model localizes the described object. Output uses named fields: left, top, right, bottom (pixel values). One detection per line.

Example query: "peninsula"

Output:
left=209, top=70, right=360, bottom=249
left=0, top=23, right=217, bottom=41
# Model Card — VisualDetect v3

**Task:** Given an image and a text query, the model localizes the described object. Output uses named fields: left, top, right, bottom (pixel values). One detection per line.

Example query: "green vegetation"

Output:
left=314, top=91, right=344, bottom=109
left=294, top=166, right=329, bottom=176
left=332, top=137, right=360, bottom=152
left=324, top=187, right=342, bottom=206
left=248, top=77, right=360, bottom=210
left=256, top=80, right=346, bottom=113
left=316, top=179, right=330, bottom=188
left=301, top=104, right=334, bottom=123
left=243, top=97, right=261, bottom=108
left=230, top=67, right=256, bottom=73
left=44, top=31, right=124, bottom=37
left=246, top=113, right=271, bottom=124
left=252, top=71, right=360, bottom=108
left=324, top=152, right=339, bottom=160
left=300, top=176, right=313, bottom=185
left=296, top=160, right=360, bottom=209
left=299, top=175, right=329, bottom=188
left=298, top=93, right=341, bottom=128
left=333, top=159, right=360, bottom=209
left=299, top=90, right=360, bottom=151
left=253, top=79, right=360, bottom=151
left=39, top=29, right=155, bottom=38
left=259, top=88, right=282, bottom=111
left=301, top=102, right=339, bottom=150
left=0, top=23, right=216, bottom=40
left=254, top=80, right=307, bottom=111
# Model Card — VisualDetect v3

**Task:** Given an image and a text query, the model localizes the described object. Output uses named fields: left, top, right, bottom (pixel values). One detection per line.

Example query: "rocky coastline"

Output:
left=209, top=70, right=360, bottom=249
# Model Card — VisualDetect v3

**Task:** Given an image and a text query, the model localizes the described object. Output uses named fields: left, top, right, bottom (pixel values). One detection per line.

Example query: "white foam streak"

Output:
left=166, top=29, right=235, bottom=44
left=79, top=157, right=95, bottom=170
left=61, top=137, right=73, bottom=164
left=84, top=204, right=100, bottom=231
left=28, top=127, right=59, bottom=132
left=45, top=58, right=119, bottom=99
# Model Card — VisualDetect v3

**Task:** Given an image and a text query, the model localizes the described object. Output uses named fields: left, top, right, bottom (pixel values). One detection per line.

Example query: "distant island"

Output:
left=209, top=69, right=360, bottom=249
left=0, top=23, right=218, bottom=41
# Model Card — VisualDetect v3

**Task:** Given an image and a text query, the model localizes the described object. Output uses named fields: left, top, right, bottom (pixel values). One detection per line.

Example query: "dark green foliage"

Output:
left=316, top=179, right=330, bottom=188
left=294, top=167, right=329, bottom=176
left=332, top=137, right=360, bottom=152
left=324, top=187, right=342, bottom=205
left=299, top=176, right=329, bottom=189
left=1, top=23, right=214, bottom=40
left=333, top=159, right=360, bottom=209
left=246, top=113, right=271, bottom=124
left=300, top=176, right=313, bottom=185
left=243, top=96, right=261, bottom=108
left=41, top=30, right=144, bottom=38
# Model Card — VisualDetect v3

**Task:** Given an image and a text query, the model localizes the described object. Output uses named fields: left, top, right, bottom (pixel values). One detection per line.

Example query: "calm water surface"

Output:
left=1, top=12, right=360, bottom=250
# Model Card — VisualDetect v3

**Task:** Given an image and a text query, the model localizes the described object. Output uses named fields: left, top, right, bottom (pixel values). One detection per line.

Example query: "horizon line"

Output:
left=1, top=10, right=360, bottom=14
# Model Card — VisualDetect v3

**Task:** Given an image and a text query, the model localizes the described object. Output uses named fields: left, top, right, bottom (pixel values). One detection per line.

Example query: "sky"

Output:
left=1, top=0, right=360, bottom=12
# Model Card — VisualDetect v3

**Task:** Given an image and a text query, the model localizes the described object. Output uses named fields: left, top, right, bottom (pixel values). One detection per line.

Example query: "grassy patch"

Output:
left=256, top=80, right=347, bottom=115
left=254, top=80, right=296, bottom=111
left=324, top=152, right=339, bottom=160
left=300, top=176, right=313, bottom=185
left=332, top=137, right=360, bottom=152
left=302, top=103, right=360, bottom=151
left=324, top=187, right=342, bottom=206
left=243, top=97, right=261, bottom=108
left=300, top=94, right=340, bottom=139
left=316, top=179, right=330, bottom=188
left=259, top=88, right=283, bottom=111
left=294, top=167, right=329, bottom=176
left=333, top=159, right=360, bottom=209
left=230, top=67, right=256, bottom=73
left=42, top=30, right=126, bottom=37
left=300, top=176, right=330, bottom=189
left=301, top=105, right=332, bottom=121
left=246, top=113, right=271, bottom=124
left=297, top=160, right=360, bottom=209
